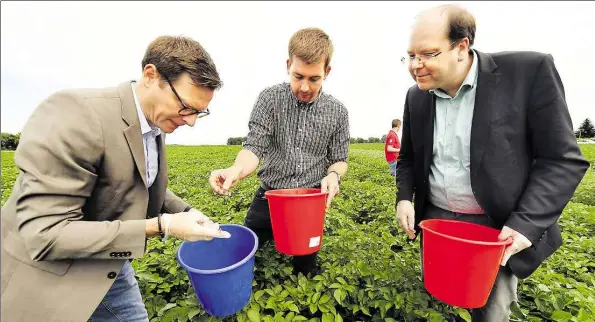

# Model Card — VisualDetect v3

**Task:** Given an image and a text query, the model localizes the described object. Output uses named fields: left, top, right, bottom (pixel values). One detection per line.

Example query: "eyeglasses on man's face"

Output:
left=401, top=41, right=458, bottom=65
left=162, top=75, right=210, bottom=118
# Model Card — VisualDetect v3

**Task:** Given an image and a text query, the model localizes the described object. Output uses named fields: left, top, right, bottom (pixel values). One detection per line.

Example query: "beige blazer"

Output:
left=1, top=82, right=189, bottom=322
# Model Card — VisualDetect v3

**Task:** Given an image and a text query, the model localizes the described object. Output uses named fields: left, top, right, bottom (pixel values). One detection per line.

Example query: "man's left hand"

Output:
left=320, top=173, right=340, bottom=210
left=498, top=226, right=532, bottom=266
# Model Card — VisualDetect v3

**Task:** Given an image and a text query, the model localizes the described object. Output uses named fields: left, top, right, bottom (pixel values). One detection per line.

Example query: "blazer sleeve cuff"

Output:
left=396, top=190, right=414, bottom=209
left=91, top=219, right=147, bottom=259
left=503, top=215, right=544, bottom=247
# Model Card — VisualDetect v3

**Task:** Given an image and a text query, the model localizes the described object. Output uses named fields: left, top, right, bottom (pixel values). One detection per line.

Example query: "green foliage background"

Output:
left=2, top=144, right=593, bottom=322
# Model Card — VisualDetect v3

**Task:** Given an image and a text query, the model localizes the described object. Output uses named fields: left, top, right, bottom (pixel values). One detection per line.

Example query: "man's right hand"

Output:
left=161, top=211, right=231, bottom=241
left=396, top=200, right=416, bottom=239
left=209, top=166, right=243, bottom=196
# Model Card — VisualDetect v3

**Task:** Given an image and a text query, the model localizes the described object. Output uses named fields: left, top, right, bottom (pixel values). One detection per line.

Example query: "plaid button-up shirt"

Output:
left=243, top=83, right=350, bottom=189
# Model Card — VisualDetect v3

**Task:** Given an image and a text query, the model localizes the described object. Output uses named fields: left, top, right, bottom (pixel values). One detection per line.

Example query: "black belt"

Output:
left=260, top=182, right=321, bottom=191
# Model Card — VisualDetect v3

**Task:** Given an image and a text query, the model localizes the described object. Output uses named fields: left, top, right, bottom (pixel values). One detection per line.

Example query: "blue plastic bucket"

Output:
left=176, top=224, right=258, bottom=317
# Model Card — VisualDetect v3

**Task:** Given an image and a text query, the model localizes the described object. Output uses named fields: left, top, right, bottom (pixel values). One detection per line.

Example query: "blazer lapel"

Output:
left=118, top=81, right=148, bottom=187
left=147, top=134, right=167, bottom=217
left=471, top=51, right=500, bottom=179
left=422, top=92, right=435, bottom=178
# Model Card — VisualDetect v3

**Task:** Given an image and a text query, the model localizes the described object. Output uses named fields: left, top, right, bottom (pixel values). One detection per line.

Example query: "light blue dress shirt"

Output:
left=428, top=50, right=484, bottom=214
left=131, top=82, right=161, bottom=188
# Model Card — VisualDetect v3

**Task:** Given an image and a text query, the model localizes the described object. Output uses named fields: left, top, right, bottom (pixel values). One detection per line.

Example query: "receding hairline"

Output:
left=416, top=4, right=468, bottom=19
left=412, top=4, right=475, bottom=42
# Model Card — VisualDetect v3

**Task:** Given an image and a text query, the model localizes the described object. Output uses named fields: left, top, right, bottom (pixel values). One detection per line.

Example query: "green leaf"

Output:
left=576, top=308, right=592, bottom=322
left=279, top=290, right=290, bottom=300
left=333, top=289, right=343, bottom=304
left=248, top=309, right=261, bottom=322
left=285, top=312, right=296, bottom=321
left=312, top=292, right=321, bottom=303
left=254, top=290, right=265, bottom=301
left=274, top=285, right=283, bottom=294
left=510, top=301, right=527, bottom=319
left=288, top=303, right=300, bottom=313
left=320, top=294, right=330, bottom=304
left=329, top=283, right=342, bottom=289
left=334, top=314, right=343, bottom=322
left=553, top=295, right=566, bottom=311
left=237, top=313, right=248, bottom=322
left=384, top=302, right=393, bottom=311
left=292, top=315, right=308, bottom=321
left=299, top=277, right=307, bottom=289
left=274, top=313, right=286, bottom=322
left=551, top=310, right=573, bottom=322
left=187, top=308, right=200, bottom=320
left=309, top=304, right=318, bottom=314
left=158, top=303, right=177, bottom=316
left=329, top=304, right=337, bottom=316
left=537, top=284, right=551, bottom=292
left=456, top=308, right=472, bottom=322
left=361, top=306, right=371, bottom=316
left=321, top=313, right=334, bottom=322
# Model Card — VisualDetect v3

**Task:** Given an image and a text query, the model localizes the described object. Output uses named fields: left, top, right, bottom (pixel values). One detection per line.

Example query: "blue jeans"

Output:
left=90, top=261, right=149, bottom=322
left=388, top=161, right=398, bottom=176
left=422, top=203, right=518, bottom=322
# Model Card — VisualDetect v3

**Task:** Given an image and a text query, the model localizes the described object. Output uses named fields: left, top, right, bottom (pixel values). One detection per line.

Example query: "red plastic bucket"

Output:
left=264, top=188, right=328, bottom=255
left=419, top=219, right=512, bottom=308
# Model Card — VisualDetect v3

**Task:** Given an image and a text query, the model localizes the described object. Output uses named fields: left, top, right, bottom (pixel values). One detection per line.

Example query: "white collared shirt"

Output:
left=131, top=82, right=161, bottom=188
left=428, top=49, right=484, bottom=214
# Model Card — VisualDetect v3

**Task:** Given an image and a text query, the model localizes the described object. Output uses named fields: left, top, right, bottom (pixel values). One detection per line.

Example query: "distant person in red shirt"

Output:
left=385, top=119, right=401, bottom=176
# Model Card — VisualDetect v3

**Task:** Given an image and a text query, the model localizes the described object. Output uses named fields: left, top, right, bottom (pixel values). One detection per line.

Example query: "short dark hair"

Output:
left=392, top=119, right=402, bottom=128
left=441, top=5, right=476, bottom=50
left=141, top=35, right=222, bottom=90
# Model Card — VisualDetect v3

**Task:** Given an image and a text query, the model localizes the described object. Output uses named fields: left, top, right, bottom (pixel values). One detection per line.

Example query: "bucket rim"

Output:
left=419, top=219, right=513, bottom=246
left=176, top=224, right=259, bottom=275
left=264, top=188, right=329, bottom=198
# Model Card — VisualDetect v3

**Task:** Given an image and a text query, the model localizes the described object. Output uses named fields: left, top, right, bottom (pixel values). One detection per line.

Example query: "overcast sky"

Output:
left=2, top=1, right=594, bottom=145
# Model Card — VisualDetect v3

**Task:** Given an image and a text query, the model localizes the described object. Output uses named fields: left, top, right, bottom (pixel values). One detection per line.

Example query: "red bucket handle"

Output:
left=419, top=219, right=517, bottom=246
left=503, top=236, right=514, bottom=246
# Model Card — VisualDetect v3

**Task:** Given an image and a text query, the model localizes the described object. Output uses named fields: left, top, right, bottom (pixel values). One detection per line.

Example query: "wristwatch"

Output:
left=328, top=170, right=341, bottom=184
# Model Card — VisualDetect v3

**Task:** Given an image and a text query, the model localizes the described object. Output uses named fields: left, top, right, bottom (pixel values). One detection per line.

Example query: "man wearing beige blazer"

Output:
left=1, top=36, right=231, bottom=322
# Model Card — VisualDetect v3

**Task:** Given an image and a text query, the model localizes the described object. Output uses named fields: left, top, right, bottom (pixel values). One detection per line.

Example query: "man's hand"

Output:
left=396, top=200, right=416, bottom=239
left=498, top=226, right=532, bottom=266
left=209, top=165, right=243, bottom=196
left=321, top=173, right=340, bottom=210
left=188, top=208, right=214, bottom=225
left=161, top=210, right=231, bottom=241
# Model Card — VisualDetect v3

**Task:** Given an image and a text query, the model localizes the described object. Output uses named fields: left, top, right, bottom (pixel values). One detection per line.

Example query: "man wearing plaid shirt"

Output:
left=209, top=27, right=350, bottom=276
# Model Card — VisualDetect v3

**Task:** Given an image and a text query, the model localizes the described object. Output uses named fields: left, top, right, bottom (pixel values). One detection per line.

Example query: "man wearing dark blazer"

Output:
left=395, top=5, right=589, bottom=321
left=1, top=36, right=230, bottom=322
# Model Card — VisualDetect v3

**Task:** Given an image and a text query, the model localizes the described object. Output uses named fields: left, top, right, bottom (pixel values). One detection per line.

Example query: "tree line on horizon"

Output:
left=2, top=118, right=594, bottom=150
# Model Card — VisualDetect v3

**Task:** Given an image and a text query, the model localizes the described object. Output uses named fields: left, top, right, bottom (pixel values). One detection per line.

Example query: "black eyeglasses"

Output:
left=162, top=75, right=210, bottom=118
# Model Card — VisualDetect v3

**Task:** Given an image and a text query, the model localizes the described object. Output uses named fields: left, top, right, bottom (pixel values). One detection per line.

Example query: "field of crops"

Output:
left=1, top=144, right=594, bottom=322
